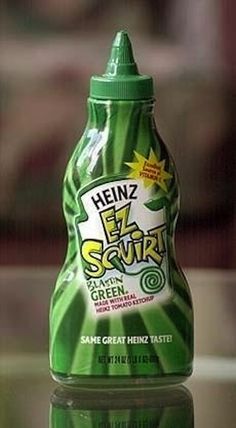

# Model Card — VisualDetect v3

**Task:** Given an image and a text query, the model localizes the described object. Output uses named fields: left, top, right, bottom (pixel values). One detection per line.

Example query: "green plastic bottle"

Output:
left=50, top=386, right=194, bottom=428
left=49, top=30, right=193, bottom=388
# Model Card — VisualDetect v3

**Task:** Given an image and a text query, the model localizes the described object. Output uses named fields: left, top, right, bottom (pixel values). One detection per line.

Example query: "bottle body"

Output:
left=49, top=99, right=193, bottom=387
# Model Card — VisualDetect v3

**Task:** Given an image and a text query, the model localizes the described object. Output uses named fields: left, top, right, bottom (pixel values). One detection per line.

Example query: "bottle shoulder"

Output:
left=66, top=125, right=178, bottom=184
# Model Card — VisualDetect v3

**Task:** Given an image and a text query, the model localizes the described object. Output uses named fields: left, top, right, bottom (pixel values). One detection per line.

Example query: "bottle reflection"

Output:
left=50, top=386, right=194, bottom=428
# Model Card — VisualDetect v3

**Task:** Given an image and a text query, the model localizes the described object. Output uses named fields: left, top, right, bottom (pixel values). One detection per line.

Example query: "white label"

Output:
left=76, top=179, right=171, bottom=315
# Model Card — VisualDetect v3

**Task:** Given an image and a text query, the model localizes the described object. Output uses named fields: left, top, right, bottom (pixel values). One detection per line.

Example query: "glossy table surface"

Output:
left=0, top=267, right=236, bottom=427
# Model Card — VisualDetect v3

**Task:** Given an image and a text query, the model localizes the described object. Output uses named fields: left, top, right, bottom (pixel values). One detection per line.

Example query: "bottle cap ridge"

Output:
left=90, top=30, right=153, bottom=100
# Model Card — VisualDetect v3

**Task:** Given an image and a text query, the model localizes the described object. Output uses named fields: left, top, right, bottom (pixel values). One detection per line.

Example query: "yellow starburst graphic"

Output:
left=125, top=149, right=172, bottom=191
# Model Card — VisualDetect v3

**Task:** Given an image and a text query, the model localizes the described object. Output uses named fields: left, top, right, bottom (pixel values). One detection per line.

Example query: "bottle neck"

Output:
left=87, top=98, right=155, bottom=130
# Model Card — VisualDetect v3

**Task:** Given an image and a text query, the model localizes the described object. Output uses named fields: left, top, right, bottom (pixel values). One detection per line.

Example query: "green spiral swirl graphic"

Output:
left=110, top=255, right=166, bottom=295
left=140, top=267, right=165, bottom=294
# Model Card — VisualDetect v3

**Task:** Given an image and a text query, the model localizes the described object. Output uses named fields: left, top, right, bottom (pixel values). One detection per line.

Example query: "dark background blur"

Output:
left=0, top=0, right=235, bottom=267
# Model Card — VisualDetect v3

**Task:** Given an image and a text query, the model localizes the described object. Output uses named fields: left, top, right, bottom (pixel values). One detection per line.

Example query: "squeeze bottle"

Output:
left=49, top=30, right=193, bottom=387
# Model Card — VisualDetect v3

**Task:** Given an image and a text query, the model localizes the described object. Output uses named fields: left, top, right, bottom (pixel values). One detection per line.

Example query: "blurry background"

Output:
left=0, top=0, right=235, bottom=267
